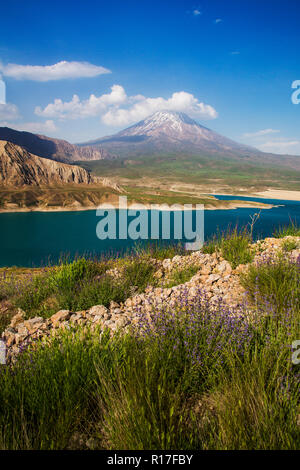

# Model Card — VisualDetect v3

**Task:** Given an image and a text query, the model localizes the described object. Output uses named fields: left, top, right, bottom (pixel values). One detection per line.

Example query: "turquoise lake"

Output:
left=0, top=195, right=299, bottom=267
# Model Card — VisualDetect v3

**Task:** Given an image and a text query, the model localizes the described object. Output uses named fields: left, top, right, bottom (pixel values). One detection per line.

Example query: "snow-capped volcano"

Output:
left=123, top=111, right=198, bottom=135
left=79, top=110, right=259, bottom=157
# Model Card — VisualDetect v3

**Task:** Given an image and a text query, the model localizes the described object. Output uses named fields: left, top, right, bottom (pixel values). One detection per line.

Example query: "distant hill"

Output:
left=0, top=140, right=103, bottom=187
left=0, top=127, right=113, bottom=164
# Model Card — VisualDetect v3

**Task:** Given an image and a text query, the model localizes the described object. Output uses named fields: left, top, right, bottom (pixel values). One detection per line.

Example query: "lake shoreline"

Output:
left=0, top=200, right=273, bottom=214
left=207, top=189, right=300, bottom=202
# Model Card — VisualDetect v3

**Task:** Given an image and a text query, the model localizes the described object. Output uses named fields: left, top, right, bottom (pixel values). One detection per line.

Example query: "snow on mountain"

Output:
left=80, top=110, right=259, bottom=157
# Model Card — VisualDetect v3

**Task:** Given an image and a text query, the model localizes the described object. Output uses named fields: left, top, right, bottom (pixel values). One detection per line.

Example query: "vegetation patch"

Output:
left=165, top=265, right=200, bottom=288
left=202, top=227, right=254, bottom=268
left=0, top=229, right=300, bottom=449
left=0, top=253, right=159, bottom=323
left=0, top=293, right=299, bottom=450
left=273, top=220, right=300, bottom=238
left=281, top=238, right=299, bottom=252
left=240, top=253, right=300, bottom=313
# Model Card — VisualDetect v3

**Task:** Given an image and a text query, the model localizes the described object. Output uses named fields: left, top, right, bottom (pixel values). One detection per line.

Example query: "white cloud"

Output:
left=102, top=91, right=217, bottom=126
left=0, top=119, right=57, bottom=135
left=230, top=51, right=240, bottom=55
left=35, top=85, right=218, bottom=126
left=193, top=9, right=202, bottom=16
left=0, top=103, right=20, bottom=120
left=257, top=140, right=300, bottom=155
left=0, top=61, right=111, bottom=81
left=215, top=18, right=222, bottom=24
left=35, top=85, right=127, bottom=119
left=242, top=128, right=280, bottom=138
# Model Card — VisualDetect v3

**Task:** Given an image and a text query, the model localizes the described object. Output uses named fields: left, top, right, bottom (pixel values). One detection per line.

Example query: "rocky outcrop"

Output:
left=0, top=127, right=113, bottom=163
left=0, top=253, right=245, bottom=363
left=0, top=140, right=101, bottom=187
left=2, top=236, right=299, bottom=363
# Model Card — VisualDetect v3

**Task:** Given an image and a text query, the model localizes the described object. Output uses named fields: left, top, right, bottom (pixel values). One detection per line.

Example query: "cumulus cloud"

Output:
left=0, top=61, right=111, bottom=81
left=242, top=129, right=280, bottom=138
left=35, top=85, right=218, bottom=126
left=102, top=91, right=217, bottom=126
left=35, top=85, right=127, bottom=119
left=193, top=9, right=202, bottom=16
left=0, top=103, right=20, bottom=120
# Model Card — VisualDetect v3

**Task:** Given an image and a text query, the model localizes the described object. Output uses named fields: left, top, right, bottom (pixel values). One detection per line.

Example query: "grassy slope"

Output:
left=77, top=152, right=300, bottom=191
left=1, top=151, right=299, bottom=211
left=0, top=230, right=299, bottom=450
left=0, top=185, right=121, bottom=210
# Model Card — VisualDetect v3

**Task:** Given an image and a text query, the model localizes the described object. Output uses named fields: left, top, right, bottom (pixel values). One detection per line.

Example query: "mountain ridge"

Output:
left=0, top=127, right=113, bottom=164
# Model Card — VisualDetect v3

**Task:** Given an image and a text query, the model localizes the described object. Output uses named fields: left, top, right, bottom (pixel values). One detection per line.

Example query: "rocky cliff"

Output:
left=0, top=140, right=97, bottom=186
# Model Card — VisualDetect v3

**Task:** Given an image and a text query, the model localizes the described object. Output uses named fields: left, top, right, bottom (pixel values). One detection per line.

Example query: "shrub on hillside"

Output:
left=0, top=289, right=299, bottom=450
left=273, top=220, right=300, bottom=238
left=240, top=253, right=300, bottom=313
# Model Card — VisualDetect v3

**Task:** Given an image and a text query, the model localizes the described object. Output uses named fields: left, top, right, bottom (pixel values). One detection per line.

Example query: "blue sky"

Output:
left=0, top=0, right=300, bottom=154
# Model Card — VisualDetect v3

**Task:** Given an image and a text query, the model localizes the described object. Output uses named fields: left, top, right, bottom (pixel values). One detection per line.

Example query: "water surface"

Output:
left=0, top=196, right=299, bottom=267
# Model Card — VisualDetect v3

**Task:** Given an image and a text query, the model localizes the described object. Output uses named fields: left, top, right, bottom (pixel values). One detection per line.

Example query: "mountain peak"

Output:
left=124, top=109, right=201, bottom=136
left=80, top=110, right=258, bottom=158
left=140, top=110, right=199, bottom=129
left=146, top=110, right=195, bottom=122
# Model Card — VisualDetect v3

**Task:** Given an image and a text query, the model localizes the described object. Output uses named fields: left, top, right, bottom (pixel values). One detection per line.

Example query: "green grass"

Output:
left=274, top=220, right=300, bottom=238
left=0, top=326, right=108, bottom=449
left=208, top=339, right=300, bottom=449
left=0, top=296, right=299, bottom=450
left=202, top=227, right=254, bottom=269
left=133, top=241, right=187, bottom=260
left=0, top=252, right=160, bottom=322
left=77, top=153, right=300, bottom=190
left=0, top=232, right=299, bottom=449
left=281, top=238, right=298, bottom=252
left=220, top=228, right=254, bottom=269
left=240, top=253, right=300, bottom=313
left=165, top=265, right=200, bottom=288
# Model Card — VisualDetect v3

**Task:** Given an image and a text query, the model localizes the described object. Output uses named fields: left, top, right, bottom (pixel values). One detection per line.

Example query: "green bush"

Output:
left=281, top=239, right=298, bottom=252
left=165, top=265, right=200, bottom=287
left=202, top=227, right=254, bottom=268
left=123, top=259, right=156, bottom=292
left=48, top=257, right=103, bottom=291
left=58, top=275, right=128, bottom=310
left=240, top=254, right=300, bottom=313
left=273, top=220, right=300, bottom=238
left=220, top=228, right=253, bottom=269
left=3, top=255, right=158, bottom=318
left=13, top=275, right=53, bottom=318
